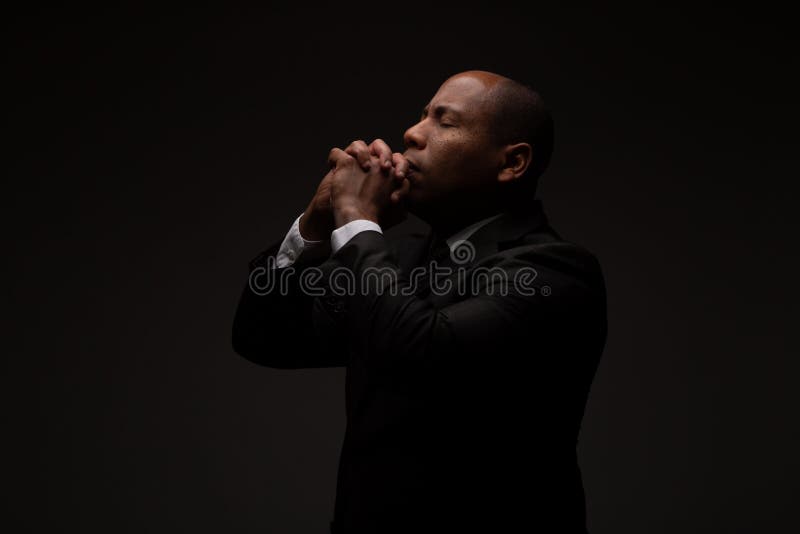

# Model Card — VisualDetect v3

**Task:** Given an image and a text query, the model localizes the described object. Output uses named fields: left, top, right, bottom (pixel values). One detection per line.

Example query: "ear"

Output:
left=497, top=143, right=532, bottom=184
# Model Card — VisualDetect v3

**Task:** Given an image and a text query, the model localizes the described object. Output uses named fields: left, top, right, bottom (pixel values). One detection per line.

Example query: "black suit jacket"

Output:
left=232, top=200, right=607, bottom=533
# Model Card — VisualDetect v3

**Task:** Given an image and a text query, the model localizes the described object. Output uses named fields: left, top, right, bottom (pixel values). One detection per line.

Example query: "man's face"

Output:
left=402, top=74, right=502, bottom=217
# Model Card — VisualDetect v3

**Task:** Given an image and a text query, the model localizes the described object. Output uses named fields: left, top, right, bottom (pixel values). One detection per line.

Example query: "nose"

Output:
left=403, top=120, right=426, bottom=150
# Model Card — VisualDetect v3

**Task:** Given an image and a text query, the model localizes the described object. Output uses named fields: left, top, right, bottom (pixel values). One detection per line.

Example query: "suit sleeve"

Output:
left=231, top=237, right=350, bottom=369
left=315, top=229, right=606, bottom=379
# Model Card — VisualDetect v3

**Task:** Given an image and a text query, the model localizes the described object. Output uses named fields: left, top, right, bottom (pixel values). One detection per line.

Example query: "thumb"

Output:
left=390, top=178, right=411, bottom=204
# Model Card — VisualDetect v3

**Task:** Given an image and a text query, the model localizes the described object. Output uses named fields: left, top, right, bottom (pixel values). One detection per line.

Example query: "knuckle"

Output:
left=347, top=142, right=365, bottom=156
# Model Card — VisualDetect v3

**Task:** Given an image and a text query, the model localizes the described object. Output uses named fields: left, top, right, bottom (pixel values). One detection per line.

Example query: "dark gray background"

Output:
left=6, top=6, right=798, bottom=533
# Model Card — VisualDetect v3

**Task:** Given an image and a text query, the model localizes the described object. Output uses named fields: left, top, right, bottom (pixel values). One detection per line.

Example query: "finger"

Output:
left=391, top=152, right=409, bottom=180
left=390, top=189, right=402, bottom=204
left=391, top=178, right=411, bottom=204
left=369, top=138, right=393, bottom=169
left=344, top=139, right=372, bottom=170
left=328, top=147, right=355, bottom=170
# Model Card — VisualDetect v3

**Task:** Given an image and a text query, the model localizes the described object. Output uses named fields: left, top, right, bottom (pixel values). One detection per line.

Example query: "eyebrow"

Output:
left=421, top=104, right=463, bottom=118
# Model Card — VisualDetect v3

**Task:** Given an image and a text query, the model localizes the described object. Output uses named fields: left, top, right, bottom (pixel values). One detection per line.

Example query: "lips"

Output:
left=405, top=165, right=421, bottom=185
left=404, top=157, right=421, bottom=175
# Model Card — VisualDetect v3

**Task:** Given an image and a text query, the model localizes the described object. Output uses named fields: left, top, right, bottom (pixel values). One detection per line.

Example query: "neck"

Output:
left=420, top=202, right=505, bottom=239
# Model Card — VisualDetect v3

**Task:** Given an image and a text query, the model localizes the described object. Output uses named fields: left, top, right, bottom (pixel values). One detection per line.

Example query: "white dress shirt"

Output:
left=275, top=212, right=504, bottom=268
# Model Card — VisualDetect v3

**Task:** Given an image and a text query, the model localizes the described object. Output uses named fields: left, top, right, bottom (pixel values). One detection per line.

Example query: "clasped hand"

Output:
left=299, top=139, right=410, bottom=241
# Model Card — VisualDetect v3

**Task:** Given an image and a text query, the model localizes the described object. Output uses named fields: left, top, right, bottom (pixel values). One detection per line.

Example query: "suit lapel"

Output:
left=456, top=199, right=550, bottom=265
left=384, top=216, right=432, bottom=276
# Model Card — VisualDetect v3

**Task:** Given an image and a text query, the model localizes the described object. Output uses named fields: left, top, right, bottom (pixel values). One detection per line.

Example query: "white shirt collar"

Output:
left=445, top=212, right=505, bottom=253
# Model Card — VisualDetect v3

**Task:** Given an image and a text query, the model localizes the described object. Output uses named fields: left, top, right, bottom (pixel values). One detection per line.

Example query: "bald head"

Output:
left=447, top=70, right=509, bottom=88
left=450, top=70, right=554, bottom=184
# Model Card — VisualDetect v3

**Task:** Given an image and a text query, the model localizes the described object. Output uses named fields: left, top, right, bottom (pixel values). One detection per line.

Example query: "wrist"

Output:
left=335, top=206, right=378, bottom=228
left=299, top=208, right=333, bottom=241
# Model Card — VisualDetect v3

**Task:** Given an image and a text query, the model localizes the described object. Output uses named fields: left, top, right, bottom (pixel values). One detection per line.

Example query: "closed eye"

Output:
left=420, top=105, right=461, bottom=128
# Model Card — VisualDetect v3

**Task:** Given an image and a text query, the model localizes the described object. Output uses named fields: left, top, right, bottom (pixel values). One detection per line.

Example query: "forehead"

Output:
left=427, top=75, right=495, bottom=118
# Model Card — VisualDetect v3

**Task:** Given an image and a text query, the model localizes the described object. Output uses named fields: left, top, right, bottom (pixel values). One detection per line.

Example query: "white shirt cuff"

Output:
left=275, top=213, right=327, bottom=268
left=331, top=219, right=383, bottom=254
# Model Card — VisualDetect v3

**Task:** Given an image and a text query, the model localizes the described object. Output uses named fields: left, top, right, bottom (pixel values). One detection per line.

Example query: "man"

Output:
left=232, top=70, right=607, bottom=533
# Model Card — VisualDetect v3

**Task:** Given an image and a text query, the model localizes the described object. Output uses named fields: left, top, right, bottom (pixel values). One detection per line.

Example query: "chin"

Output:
left=404, top=187, right=425, bottom=210
left=404, top=190, right=437, bottom=222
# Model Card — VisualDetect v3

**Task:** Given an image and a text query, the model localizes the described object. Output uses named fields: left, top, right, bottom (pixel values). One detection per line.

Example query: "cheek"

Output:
left=430, top=136, right=474, bottom=170
left=444, top=138, right=491, bottom=178
left=424, top=134, right=492, bottom=193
